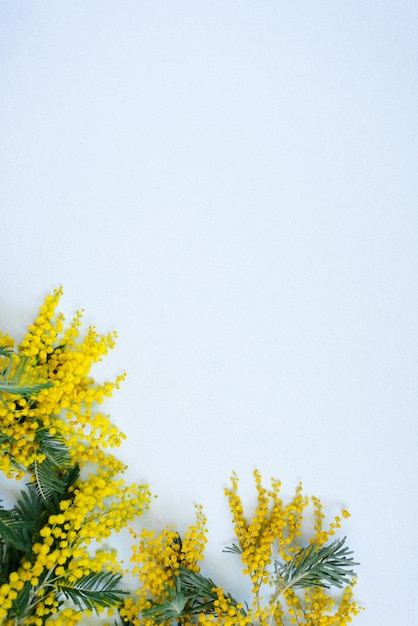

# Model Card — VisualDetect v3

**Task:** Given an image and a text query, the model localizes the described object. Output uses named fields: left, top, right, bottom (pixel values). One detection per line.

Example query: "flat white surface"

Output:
left=1, top=2, right=418, bottom=623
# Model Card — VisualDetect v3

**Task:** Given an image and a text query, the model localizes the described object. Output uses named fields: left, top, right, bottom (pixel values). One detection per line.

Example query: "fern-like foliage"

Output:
left=0, top=502, right=29, bottom=551
left=223, top=542, right=242, bottom=555
left=31, top=429, right=74, bottom=500
left=0, top=502, right=32, bottom=582
left=275, top=537, right=359, bottom=592
left=0, top=464, right=80, bottom=585
left=57, top=571, right=128, bottom=613
left=143, top=564, right=245, bottom=623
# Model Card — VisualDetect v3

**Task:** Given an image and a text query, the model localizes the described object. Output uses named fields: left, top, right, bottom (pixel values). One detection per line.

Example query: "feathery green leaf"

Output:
left=31, top=431, right=75, bottom=500
left=275, top=537, right=359, bottom=591
left=57, top=571, right=127, bottom=613
left=223, top=542, right=243, bottom=554
left=143, top=564, right=245, bottom=623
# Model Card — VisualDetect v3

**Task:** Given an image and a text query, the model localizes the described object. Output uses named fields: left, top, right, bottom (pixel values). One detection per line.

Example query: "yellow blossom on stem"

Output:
left=0, top=287, right=128, bottom=477
left=0, top=289, right=152, bottom=625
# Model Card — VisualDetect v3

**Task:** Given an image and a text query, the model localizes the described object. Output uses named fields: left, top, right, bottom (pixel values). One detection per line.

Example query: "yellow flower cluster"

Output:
left=0, top=335, right=50, bottom=475
left=0, top=287, right=127, bottom=478
left=223, top=471, right=362, bottom=625
left=121, top=505, right=207, bottom=625
left=197, top=588, right=250, bottom=626
left=0, top=289, right=151, bottom=625
left=0, top=471, right=150, bottom=624
left=225, top=471, right=308, bottom=586
left=282, top=584, right=360, bottom=626
left=0, top=290, right=363, bottom=626
left=121, top=472, right=362, bottom=626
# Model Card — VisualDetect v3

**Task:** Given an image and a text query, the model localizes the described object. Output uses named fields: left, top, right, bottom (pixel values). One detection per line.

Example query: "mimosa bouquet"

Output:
left=0, top=289, right=362, bottom=625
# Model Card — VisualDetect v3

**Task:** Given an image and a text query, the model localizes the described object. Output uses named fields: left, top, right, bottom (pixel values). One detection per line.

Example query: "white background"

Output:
left=1, top=2, right=418, bottom=624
